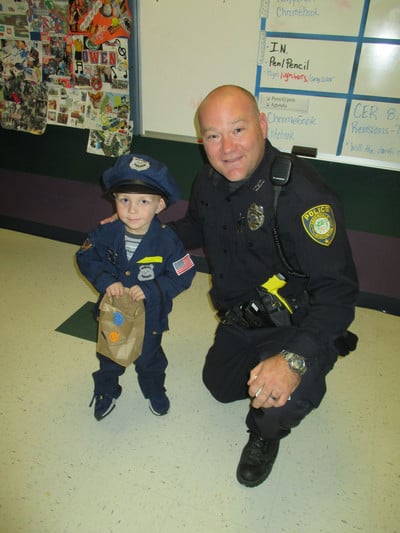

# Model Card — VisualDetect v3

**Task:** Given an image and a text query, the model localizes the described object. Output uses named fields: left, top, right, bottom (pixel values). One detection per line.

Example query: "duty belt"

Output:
left=218, top=293, right=292, bottom=329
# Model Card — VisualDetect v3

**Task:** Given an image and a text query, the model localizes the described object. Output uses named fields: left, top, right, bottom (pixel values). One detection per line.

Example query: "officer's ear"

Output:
left=259, top=112, right=268, bottom=139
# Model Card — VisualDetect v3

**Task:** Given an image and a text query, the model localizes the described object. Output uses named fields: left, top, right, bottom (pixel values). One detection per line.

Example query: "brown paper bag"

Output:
left=96, top=289, right=145, bottom=367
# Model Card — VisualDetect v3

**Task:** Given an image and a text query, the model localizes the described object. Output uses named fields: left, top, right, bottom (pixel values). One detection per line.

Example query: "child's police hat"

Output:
left=103, top=154, right=180, bottom=206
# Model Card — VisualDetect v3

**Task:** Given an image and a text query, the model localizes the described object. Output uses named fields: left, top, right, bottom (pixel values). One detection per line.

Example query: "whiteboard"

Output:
left=256, top=0, right=400, bottom=169
left=138, top=0, right=261, bottom=141
left=138, top=0, right=400, bottom=169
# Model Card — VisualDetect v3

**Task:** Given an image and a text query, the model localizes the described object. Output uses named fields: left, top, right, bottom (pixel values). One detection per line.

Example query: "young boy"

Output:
left=76, top=154, right=196, bottom=420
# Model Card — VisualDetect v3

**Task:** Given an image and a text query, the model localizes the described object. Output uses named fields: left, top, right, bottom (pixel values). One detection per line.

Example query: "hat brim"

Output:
left=108, top=181, right=167, bottom=199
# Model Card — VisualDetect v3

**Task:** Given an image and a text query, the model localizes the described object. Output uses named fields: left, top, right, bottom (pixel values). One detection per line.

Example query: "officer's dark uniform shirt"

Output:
left=171, top=140, right=359, bottom=367
left=76, top=217, right=195, bottom=334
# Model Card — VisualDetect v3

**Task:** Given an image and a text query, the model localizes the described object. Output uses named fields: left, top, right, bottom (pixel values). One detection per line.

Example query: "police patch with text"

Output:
left=301, top=204, right=336, bottom=246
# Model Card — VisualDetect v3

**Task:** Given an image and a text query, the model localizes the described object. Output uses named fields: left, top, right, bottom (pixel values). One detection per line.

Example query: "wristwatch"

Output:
left=280, top=349, right=307, bottom=376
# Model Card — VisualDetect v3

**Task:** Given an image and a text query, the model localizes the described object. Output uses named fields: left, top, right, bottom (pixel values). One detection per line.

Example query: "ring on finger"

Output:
left=255, top=386, right=263, bottom=398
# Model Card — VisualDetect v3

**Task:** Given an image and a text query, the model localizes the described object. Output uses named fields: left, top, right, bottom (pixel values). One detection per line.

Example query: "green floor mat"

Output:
left=55, top=301, right=97, bottom=342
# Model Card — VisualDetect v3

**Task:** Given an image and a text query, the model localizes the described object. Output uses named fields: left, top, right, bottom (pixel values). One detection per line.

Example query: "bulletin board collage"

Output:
left=0, top=0, right=133, bottom=157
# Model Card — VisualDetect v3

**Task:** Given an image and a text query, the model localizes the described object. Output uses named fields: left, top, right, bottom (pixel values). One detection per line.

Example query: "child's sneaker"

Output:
left=89, top=388, right=121, bottom=421
left=148, top=392, right=170, bottom=416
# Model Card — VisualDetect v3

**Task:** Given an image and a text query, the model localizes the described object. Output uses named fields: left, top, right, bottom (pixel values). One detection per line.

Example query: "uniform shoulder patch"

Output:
left=301, top=204, right=336, bottom=246
left=173, top=253, right=194, bottom=276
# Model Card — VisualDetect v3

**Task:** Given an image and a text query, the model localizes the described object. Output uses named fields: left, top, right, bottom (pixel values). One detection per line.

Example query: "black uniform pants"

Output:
left=93, top=332, right=168, bottom=399
left=202, top=323, right=336, bottom=440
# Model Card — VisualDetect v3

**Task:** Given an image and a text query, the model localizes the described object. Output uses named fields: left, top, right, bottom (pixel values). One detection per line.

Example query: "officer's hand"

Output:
left=106, top=282, right=124, bottom=298
left=128, top=285, right=145, bottom=301
left=248, top=354, right=301, bottom=409
left=100, top=213, right=118, bottom=225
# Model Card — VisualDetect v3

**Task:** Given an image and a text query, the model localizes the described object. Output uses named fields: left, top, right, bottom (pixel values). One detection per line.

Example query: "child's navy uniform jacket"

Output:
left=76, top=217, right=196, bottom=334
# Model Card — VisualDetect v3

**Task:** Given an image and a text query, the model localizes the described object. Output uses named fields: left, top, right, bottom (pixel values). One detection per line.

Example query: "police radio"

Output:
left=270, top=154, right=292, bottom=188
left=270, top=145, right=317, bottom=188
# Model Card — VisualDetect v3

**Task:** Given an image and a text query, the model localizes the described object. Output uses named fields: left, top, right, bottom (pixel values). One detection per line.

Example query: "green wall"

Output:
left=1, top=125, right=399, bottom=238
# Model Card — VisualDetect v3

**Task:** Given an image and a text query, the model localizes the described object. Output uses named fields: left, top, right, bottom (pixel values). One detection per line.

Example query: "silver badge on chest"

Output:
left=247, top=203, right=265, bottom=231
left=138, top=264, right=155, bottom=281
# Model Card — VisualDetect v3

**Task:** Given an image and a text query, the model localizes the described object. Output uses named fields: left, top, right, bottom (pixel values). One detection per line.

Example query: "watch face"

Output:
left=281, top=350, right=307, bottom=375
left=284, top=352, right=306, bottom=375
left=292, top=357, right=305, bottom=372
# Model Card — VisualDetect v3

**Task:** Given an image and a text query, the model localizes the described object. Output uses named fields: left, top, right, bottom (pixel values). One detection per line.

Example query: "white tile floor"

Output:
left=1, top=228, right=399, bottom=533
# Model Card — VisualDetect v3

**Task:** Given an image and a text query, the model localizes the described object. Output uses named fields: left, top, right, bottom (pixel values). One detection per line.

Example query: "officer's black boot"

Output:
left=236, top=431, right=280, bottom=487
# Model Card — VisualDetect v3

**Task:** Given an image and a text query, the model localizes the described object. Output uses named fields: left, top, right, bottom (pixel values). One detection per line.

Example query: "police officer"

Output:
left=170, top=85, right=359, bottom=487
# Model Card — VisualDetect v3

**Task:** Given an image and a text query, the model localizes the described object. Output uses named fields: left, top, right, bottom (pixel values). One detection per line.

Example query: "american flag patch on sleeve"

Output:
left=173, top=253, right=194, bottom=275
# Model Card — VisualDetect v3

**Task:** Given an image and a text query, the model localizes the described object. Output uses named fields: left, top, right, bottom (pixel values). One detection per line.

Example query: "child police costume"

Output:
left=76, top=154, right=196, bottom=420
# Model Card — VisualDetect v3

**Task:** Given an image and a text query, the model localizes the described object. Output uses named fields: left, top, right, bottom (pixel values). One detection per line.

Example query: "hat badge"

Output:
left=129, top=156, right=150, bottom=171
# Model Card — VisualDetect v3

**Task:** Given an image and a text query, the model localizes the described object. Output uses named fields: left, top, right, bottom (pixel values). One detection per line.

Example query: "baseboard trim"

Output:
left=1, top=216, right=86, bottom=246
left=356, top=292, right=400, bottom=317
